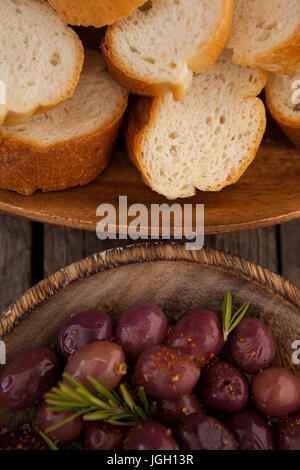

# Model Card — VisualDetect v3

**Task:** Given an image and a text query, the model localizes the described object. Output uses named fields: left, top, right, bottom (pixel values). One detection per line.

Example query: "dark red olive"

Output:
left=82, top=422, right=125, bottom=450
left=165, top=310, right=224, bottom=366
left=277, top=413, right=300, bottom=450
left=116, top=303, right=168, bottom=362
left=37, top=402, right=84, bottom=443
left=0, top=347, right=59, bottom=410
left=134, top=346, right=200, bottom=399
left=229, top=317, right=276, bottom=373
left=156, top=393, right=205, bottom=427
left=176, top=414, right=238, bottom=450
left=225, top=409, right=275, bottom=450
left=123, top=421, right=179, bottom=450
left=0, top=429, right=47, bottom=450
left=58, top=310, right=113, bottom=358
left=198, top=360, right=249, bottom=413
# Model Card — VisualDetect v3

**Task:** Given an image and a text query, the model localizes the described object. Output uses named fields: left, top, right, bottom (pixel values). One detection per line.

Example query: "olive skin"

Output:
left=37, top=402, right=84, bottom=443
left=58, top=310, right=113, bottom=358
left=0, top=347, right=59, bottom=410
left=156, top=393, right=205, bottom=428
left=198, top=360, right=249, bottom=413
left=252, top=367, right=300, bottom=417
left=64, top=341, right=126, bottom=392
left=176, top=414, right=238, bottom=450
left=277, top=413, right=300, bottom=450
left=225, top=409, right=275, bottom=450
left=0, top=429, right=47, bottom=450
left=229, top=317, right=276, bottom=374
left=134, top=346, right=200, bottom=399
left=116, top=303, right=168, bottom=363
left=123, top=421, right=179, bottom=450
left=82, top=422, right=125, bottom=450
left=166, top=310, right=224, bottom=366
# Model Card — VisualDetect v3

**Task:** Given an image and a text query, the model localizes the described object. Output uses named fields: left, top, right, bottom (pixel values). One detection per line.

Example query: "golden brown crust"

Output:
left=102, top=0, right=233, bottom=100
left=232, top=23, right=300, bottom=74
left=265, top=83, right=300, bottom=149
left=0, top=101, right=128, bottom=196
left=49, top=0, right=146, bottom=28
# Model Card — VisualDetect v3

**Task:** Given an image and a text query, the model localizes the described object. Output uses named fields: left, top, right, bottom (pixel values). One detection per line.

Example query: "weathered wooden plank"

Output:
left=280, top=220, right=300, bottom=289
left=0, top=215, right=31, bottom=312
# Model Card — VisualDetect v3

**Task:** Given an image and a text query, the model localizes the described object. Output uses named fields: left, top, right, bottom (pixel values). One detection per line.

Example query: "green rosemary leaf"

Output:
left=119, top=384, right=136, bottom=412
left=228, top=303, right=250, bottom=334
left=138, top=387, right=149, bottom=415
left=134, top=406, right=148, bottom=422
left=150, top=401, right=157, bottom=415
left=223, top=292, right=232, bottom=333
left=45, top=410, right=85, bottom=434
left=86, top=376, right=119, bottom=404
left=38, top=431, right=59, bottom=451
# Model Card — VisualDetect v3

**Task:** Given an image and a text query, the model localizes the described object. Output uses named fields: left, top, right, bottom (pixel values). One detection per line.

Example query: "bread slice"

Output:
left=228, top=0, right=300, bottom=74
left=0, top=50, right=128, bottom=196
left=266, top=70, right=300, bottom=149
left=48, top=0, right=147, bottom=28
left=102, top=0, right=234, bottom=101
left=0, top=0, right=84, bottom=127
left=125, top=50, right=267, bottom=200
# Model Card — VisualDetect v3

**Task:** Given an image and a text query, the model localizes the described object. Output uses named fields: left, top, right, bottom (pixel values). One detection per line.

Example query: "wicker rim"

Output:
left=1, top=242, right=300, bottom=338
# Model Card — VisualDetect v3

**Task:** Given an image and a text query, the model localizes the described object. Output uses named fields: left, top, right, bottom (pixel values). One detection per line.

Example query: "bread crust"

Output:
left=232, top=22, right=300, bottom=74
left=265, top=83, right=300, bottom=149
left=125, top=77, right=267, bottom=199
left=0, top=101, right=128, bottom=196
left=49, top=0, right=147, bottom=27
left=1, top=1, right=84, bottom=127
left=102, top=0, right=234, bottom=101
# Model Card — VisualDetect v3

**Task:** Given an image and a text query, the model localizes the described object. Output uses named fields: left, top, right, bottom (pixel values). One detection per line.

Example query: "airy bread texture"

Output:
left=102, top=0, right=233, bottom=101
left=266, top=70, right=300, bottom=149
left=0, top=0, right=84, bottom=126
left=125, top=50, right=267, bottom=200
left=48, top=0, right=147, bottom=28
left=0, top=50, right=129, bottom=195
left=228, top=0, right=300, bottom=73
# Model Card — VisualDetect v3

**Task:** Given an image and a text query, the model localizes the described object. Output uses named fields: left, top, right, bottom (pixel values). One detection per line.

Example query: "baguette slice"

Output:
left=48, top=0, right=147, bottom=28
left=102, top=0, right=233, bottom=101
left=266, top=71, right=300, bottom=149
left=0, top=0, right=84, bottom=126
left=0, top=50, right=128, bottom=196
left=125, top=50, right=267, bottom=200
left=228, top=0, right=300, bottom=74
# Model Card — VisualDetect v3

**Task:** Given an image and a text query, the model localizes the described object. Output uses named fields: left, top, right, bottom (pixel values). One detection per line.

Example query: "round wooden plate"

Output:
left=0, top=123, right=299, bottom=234
left=0, top=243, right=299, bottom=428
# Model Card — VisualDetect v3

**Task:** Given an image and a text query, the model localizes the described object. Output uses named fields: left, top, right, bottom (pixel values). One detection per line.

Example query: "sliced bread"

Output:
left=266, top=70, right=300, bottom=149
left=0, top=0, right=84, bottom=126
left=0, top=50, right=129, bottom=195
left=125, top=50, right=267, bottom=200
left=102, top=0, right=234, bottom=101
left=228, top=0, right=300, bottom=73
left=48, top=0, right=147, bottom=28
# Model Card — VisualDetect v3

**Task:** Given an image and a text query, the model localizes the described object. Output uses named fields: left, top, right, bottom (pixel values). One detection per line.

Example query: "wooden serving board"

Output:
left=0, top=123, right=299, bottom=234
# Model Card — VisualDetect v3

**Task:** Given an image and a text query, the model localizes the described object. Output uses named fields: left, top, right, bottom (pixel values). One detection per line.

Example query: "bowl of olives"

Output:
left=0, top=243, right=299, bottom=450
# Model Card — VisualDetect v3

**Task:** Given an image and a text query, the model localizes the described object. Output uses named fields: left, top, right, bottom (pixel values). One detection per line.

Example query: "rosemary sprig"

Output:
left=222, top=292, right=250, bottom=341
left=44, top=373, right=156, bottom=433
left=38, top=430, right=59, bottom=451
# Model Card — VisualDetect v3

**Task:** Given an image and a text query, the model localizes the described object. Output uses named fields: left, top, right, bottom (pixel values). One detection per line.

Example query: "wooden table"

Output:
left=0, top=213, right=299, bottom=313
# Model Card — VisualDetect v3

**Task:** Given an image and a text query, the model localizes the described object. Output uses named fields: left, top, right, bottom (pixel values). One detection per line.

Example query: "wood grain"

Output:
left=0, top=124, right=299, bottom=234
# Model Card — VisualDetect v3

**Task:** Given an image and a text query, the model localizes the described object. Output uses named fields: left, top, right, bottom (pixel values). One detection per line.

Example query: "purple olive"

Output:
left=0, top=429, right=47, bottom=450
left=37, top=402, right=84, bottom=443
left=277, top=413, right=300, bottom=450
left=64, top=341, right=127, bottom=392
left=58, top=310, right=113, bottom=358
left=252, top=367, right=300, bottom=417
left=116, top=303, right=168, bottom=363
left=156, top=393, right=205, bottom=428
left=225, top=409, right=275, bottom=450
left=0, top=347, right=59, bottom=410
left=134, top=346, right=200, bottom=399
left=198, top=360, right=249, bottom=413
left=165, top=310, right=224, bottom=366
left=123, top=421, right=179, bottom=450
left=176, top=414, right=238, bottom=450
left=229, top=317, right=276, bottom=374
left=82, top=422, right=125, bottom=450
